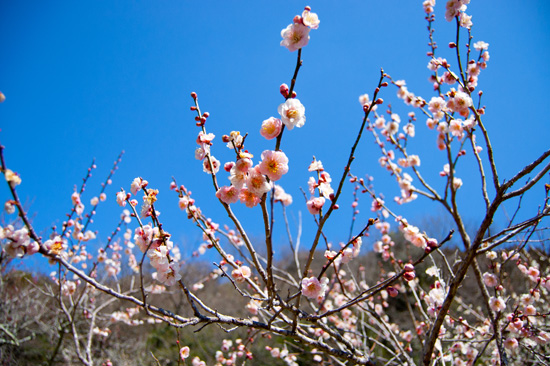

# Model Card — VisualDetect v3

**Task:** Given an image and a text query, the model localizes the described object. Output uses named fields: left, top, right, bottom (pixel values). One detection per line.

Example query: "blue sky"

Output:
left=1, top=1, right=549, bottom=270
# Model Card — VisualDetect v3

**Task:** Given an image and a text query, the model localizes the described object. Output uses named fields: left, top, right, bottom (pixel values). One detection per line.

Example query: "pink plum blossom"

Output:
left=473, top=41, right=489, bottom=51
left=216, top=186, right=241, bottom=204
left=278, top=98, right=306, bottom=130
left=280, top=23, right=310, bottom=52
left=273, top=185, right=293, bottom=206
left=239, top=188, right=261, bottom=208
left=246, top=166, right=271, bottom=196
left=483, top=272, right=498, bottom=287
left=306, top=196, right=325, bottom=215
left=260, top=117, right=283, bottom=140
left=203, top=156, right=220, bottom=174
left=489, top=296, right=506, bottom=312
left=180, top=346, right=190, bottom=360
left=157, top=261, right=182, bottom=286
left=259, top=150, right=289, bottom=181
left=301, top=276, right=328, bottom=300
left=231, top=266, right=251, bottom=283
left=301, top=9, right=320, bottom=29
left=116, top=191, right=127, bottom=207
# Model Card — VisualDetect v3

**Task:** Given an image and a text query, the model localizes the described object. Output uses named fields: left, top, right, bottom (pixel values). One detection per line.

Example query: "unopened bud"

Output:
left=222, top=135, right=231, bottom=143
left=190, top=106, right=197, bottom=111
left=449, top=42, right=456, bottom=48
left=388, top=286, right=399, bottom=297
left=427, top=238, right=438, bottom=249
left=403, top=271, right=416, bottom=281
left=190, top=92, right=197, bottom=99
left=291, top=91, right=297, bottom=98
left=404, top=263, right=415, bottom=272
left=280, top=83, right=289, bottom=97
left=203, top=112, right=210, bottom=118
left=375, top=98, right=384, bottom=105
left=293, top=15, right=302, bottom=24
left=304, top=5, right=311, bottom=11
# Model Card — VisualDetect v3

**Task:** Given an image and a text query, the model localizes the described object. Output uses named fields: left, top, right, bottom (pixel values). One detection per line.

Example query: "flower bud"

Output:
left=388, top=286, right=399, bottom=297
left=403, top=271, right=416, bottom=281
left=404, top=263, right=415, bottom=272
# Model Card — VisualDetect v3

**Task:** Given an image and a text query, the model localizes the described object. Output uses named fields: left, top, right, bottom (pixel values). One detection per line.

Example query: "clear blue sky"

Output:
left=1, top=1, right=549, bottom=270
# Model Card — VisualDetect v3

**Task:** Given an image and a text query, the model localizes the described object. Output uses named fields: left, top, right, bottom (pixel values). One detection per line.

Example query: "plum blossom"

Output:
left=301, top=8, right=320, bottom=29
left=452, top=177, right=463, bottom=190
left=260, top=117, right=283, bottom=140
left=460, top=12, right=473, bottom=29
left=306, top=196, right=325, bottom=215
left=504, top=337, right=518, bottom=350
left=216, top=186, right=240, bottom=204
left=445, top=0, right=467, bottom=22
left=157, top=261, right=182, bottom=286
left=278, top=98, right=306, bottom=130
left=231, top=266, right=252, bottom=283
left=246, top=166, right=271, bottom=196
left=239, top=188, right=261, bottom=208
left=308, top=159, right=324, bottom=172
left=116, top=190, right=127, bottom=207
left=273, top=185, right=293, bottom=206
left=280, top=23, right=310, bottom=52
left=4, top=169, right=21, bottom=187
left=131, top=177, right=146, bottom=195
left=4, top=201, right=15, bottom=214
left=474, top=41, right=489, bottom=51
left=489, top=296, right=506, bottom=312
left=447, top=90, right=472, bottom=117
left=203, top=156, right=220, bottom=174
left=180, top=346, right=190, bottom=360
left=317, top=171, right=333, bottom=199
left=301, top=276, right=328, bottom=300
left=483, top=272, right=498, bottom=287
left=259, top=150, right=289, bottom=181
left=423, top=0, right=435, bottom=13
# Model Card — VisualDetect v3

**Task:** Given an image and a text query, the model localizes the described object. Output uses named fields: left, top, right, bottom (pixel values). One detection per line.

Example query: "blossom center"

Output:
left=286, top=109, right=299, bottom=119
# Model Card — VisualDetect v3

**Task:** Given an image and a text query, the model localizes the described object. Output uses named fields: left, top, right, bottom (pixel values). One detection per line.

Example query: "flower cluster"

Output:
left=280, top=6, right=319, bottom=52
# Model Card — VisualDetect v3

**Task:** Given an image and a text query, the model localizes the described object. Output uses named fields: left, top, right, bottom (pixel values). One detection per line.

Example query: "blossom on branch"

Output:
left=301, top=276, right=328, bottom=300
left=260, top=117, right=282, bottom=140
left=278, top=98, right=306, bottom=130
left=280, top=23, right=310, bottom=52
left=259, top=150, right=289, bottom=181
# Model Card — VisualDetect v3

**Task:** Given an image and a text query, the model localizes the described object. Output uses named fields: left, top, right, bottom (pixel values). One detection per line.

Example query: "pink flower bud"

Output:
left=293, top=15, right=302, bottom=24
left=403, top=271, right=416, bottom=281
left=280, top=83, right=289, bottom=97
left=404, top=263, right=415, bottom=272
left=190, top=92, right=197, bottom=99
